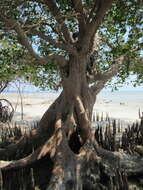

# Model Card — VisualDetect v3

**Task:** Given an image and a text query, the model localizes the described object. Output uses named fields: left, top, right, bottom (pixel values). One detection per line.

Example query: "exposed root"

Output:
left=0, top=98, right=14, bottom=122
left=1, top=125, right=143, bottom=176
left=0, top=144, right=48, bottom=170
left=0, top=92, right=143, bottom=189
left=0, top=128, right=48, bottom=160
left=0, top=126, right=62, bottom=170
left=0, top=135, right=143, bottom=189
left=0, top=94, right=64, bottom=160
left=95, top=145, right=143, bottom=176
left=0, top=160, right=12, bottom=168
left=0, top=116, right=78, bottom=189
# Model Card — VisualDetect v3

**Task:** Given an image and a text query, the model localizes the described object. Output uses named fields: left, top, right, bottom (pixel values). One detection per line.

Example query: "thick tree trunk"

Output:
left=0, top=56, right=143, bottom=189
left=0, top=55, right=95, bottom=189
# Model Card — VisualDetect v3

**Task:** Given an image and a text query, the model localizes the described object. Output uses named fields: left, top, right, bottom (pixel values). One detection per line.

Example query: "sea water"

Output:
left=1, top=81, right=143, bottom=123
left=2, top=81, right=143, bottom=103
left=99, top=90, right=143, bottom=103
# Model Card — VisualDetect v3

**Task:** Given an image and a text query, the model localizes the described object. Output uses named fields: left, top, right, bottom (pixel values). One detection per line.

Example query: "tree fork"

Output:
left=0, top=53, right=142, bottom=190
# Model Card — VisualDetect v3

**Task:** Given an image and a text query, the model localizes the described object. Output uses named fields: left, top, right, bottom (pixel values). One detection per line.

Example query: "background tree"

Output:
left=0, top=0, right=143, bottom=189
left=0, top=36, right=61, bottom=90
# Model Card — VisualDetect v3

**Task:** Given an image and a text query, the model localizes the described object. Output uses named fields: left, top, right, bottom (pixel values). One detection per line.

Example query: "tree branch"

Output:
left=87, top=0, right=100, bottom=23
left=89, top=0, right=114, bottom=32
left=2, top=17, right=40, bottom=58
left=1, top=16, right=67, bottom=67
left=32, top=29, right=77, bottom=55
left=82, top=0, right=114, bottom=52
left=39, top=54, right=67, bottom=67
left=72, top=0, right=84, bottom=17
left=36, top=0, right=73, bottom=43
left=72, top=0, right=86, bottom=34
left=90, top=56, right=128, bottom=95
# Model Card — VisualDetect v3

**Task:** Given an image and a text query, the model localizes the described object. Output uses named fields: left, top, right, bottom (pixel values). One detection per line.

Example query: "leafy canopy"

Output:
left=0, top=0, right=142, bottom=90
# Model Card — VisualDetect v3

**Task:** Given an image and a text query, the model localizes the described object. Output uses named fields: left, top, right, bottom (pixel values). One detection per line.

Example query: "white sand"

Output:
left=0, top=92, right=142, bottom=122
left=94, top=98, right=142, bottom=122
left=0, top=94, right=54, bottom=121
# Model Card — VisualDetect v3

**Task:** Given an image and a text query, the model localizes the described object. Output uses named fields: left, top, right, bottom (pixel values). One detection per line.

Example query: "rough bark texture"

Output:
left=0, top=0, right=142, bottom=189
left=0, top=55, right=96, bottom=189
left=0, top=55, right=143, bottom=190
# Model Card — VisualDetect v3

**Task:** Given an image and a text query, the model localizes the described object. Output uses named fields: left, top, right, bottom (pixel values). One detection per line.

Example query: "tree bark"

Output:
left=0, top=55, right=143, bottom=190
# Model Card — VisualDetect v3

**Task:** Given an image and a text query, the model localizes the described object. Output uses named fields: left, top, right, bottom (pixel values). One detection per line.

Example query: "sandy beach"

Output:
left=0, top=93, right=56, bottom=121
left=0, top=91, right=143, bottom=123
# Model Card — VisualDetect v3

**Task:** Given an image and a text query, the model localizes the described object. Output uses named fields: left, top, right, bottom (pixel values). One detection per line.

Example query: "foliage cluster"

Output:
left=0, top=0, right=142, bottom=90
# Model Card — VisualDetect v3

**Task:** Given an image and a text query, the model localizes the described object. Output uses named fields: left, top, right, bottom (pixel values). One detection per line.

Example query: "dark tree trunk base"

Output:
left=0, top=94, right=143, bottom=190
left=1, top=132, right=143, bottom=190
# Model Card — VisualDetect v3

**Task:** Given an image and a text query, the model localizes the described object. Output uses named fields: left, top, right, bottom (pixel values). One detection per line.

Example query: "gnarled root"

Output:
left=0, top=129, right=48, bottom=160
left=0, top=93, right=143, bottom=189
left=0, top=132, right=143, bottom=189
left=96, top=146, right=143, bottom=176
left=0, top=119, right=78, bottom=190
left=0, top=93, right=64, bottom=160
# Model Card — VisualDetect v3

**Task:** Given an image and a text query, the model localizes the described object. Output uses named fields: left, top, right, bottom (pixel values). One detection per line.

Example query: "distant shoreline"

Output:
left=2, top=89, right=143, bottom=94
left=0, top=91, right=143, bottom=122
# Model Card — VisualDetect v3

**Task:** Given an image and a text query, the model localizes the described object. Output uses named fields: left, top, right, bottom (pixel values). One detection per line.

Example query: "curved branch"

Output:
left=2, top=17, right=39, bottom=58
left=0, top=98, right=14, bottom=121
left=0, top=124, right=63, bottom=170
left=38, top=0, right=73, bottom=43
left=82, top=0, right=114, bottom=52
left=37, top=54, right=67, bottom=67
left=0, top=81, right=9, bottom=93
left=1, top=17, right=67, bottom=67
left=32, top=30, right=77, bottom=55
left=87, top=0, right=100, bottom=23
left=89, top=0, right=114, bottom=32
left=90, top=56, right=128, bottom=95
left=72, top=0, right=86, bottom=34
left=0, top=147, right=42, bottom=170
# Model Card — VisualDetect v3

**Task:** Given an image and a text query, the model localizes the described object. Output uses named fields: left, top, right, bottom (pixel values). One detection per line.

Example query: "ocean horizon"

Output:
left=1, top=80, right=143, bottom=104
left=1, top=82, right=142, bottom=122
